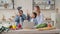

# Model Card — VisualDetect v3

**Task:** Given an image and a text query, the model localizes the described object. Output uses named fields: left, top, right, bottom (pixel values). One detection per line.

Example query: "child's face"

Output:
left=31, top=13, right=35, bottom=18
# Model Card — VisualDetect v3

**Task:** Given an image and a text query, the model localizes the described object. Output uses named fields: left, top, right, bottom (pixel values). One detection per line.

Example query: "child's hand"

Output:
left=17, top=13, right=22, bottom=16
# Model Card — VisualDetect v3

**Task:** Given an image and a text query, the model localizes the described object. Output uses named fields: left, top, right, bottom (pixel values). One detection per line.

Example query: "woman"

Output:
left=34, top=6, right=44, bottom=24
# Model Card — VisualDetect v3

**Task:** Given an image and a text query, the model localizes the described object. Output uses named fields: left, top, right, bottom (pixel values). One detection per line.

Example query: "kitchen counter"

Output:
left=1, top=29, right=60, bottom=34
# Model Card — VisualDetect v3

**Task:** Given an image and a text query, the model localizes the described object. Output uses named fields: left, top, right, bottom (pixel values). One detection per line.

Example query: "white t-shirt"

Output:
left=36, top=13, right=44, bottom=24
left=30, top=18, right=34, bottom=22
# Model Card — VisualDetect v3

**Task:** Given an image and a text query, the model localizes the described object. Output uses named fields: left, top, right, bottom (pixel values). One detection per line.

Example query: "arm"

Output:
left=15, top=15, right=19, bottom=23
left=27, top=14, right=31, bottom=21
left=22, top=14, right=26, bottom=20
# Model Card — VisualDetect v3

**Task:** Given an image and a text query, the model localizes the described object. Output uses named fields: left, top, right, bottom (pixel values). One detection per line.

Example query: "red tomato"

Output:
left=48, top=23, right=52, bottom=27
left=18, top=24, right=22, bottom=28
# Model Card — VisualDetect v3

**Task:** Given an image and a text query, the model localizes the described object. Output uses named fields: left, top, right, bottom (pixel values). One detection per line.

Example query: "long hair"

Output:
left=35, top=6, right=40, bottom=10
left=35, top=6, right=40, bottom=13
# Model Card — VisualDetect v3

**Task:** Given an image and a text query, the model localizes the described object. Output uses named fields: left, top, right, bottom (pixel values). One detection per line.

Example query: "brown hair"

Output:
left=35, top=6, right=40, bottom=10
left=32, top=12, right=37, bottom=18
left=18, top=10, right=23, bottom=13
left=35, top=6, right=41, bottom=13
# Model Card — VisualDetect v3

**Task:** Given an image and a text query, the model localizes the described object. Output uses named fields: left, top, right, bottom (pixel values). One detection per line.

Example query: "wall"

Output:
left=55, top=0, right=60, bottom=12
left=0, top=0, right=59, bottom=20
left=0, top=0, right=33, bottom=20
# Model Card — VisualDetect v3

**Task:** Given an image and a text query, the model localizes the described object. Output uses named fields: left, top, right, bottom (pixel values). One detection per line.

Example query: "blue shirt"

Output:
left=15, top=14, right=26, bottom=25
left=36, top=13, right=44, bottom=24
left=30, top=18, right=38, bottom=25
left=27, top=15, right=38, bottom=25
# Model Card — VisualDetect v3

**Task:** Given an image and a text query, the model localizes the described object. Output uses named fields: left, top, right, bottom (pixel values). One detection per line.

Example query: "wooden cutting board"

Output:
left=36, top=27, right=56, bottom=31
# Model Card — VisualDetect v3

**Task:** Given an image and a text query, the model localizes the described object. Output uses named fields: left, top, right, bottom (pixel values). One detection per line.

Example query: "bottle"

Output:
left=19, top=17, right=22, bottom=26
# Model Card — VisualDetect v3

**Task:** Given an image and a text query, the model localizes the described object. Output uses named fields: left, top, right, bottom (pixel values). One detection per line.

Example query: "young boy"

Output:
left=27, top=12, right=38, bottom=25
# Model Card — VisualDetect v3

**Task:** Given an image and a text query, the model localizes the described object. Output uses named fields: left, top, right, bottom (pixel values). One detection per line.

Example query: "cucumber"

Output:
left=36, top=23, right=47, bottom=29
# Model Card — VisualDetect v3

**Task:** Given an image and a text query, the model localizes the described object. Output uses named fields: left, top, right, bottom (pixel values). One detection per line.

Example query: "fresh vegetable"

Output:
left=36, top=27, right=55, bottom=31
left=48, top=23, right=52, bottom=27
left=36, top=23, right=47, bottom=29
left=17, top=24, right=21, bottom=28
left=0, top=26, right=9, bottom=33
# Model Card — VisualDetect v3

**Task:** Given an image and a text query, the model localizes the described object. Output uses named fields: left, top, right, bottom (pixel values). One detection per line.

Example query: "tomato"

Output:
left=17, top=24, right=22, bottom=28
left=48, top=23, right=52, bottom=27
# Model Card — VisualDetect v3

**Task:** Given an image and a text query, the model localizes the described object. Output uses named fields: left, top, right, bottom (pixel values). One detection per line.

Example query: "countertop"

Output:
left=1, top=29, right=60, bottom=34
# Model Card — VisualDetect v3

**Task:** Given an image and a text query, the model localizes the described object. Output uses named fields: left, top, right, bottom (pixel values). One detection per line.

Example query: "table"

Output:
left=1, top=29, right=60, bottom=34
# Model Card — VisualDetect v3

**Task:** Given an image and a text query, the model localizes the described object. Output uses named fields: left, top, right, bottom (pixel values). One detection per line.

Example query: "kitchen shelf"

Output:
left=33, top=4, right=55, bottom=5
left=33, top=0, right=55, bottom=10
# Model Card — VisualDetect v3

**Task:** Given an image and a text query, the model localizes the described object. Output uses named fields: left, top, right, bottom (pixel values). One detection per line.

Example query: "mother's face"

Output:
left=34, top=7, right=37, bottom=11
left=34, top=7, right=40, bottom=13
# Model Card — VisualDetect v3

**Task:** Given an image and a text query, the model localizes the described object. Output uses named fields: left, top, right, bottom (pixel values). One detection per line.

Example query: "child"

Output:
left=27, top=12, right=38, bottom=25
